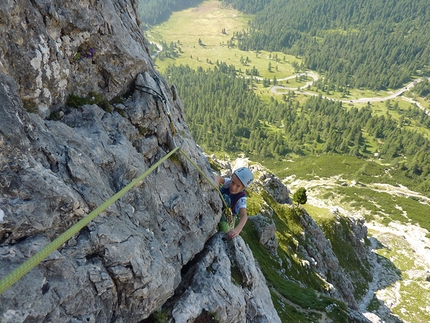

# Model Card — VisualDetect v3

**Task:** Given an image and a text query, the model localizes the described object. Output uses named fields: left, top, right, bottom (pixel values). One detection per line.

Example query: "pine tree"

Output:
left=293, top=187, right=307, bottom=207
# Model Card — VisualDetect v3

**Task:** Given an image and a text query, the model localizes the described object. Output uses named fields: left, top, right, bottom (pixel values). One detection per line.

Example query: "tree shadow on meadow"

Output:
left=364, top=236, right=404, bottom=323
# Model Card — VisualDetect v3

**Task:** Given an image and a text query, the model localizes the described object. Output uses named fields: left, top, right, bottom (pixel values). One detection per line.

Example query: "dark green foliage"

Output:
left=66, top=92, right=113, bottom=112
left=66, top=94, right=91, bottom=108
left=293, top=187, right=307, bottom=206
left=143, top=310, right=169, bottom=323
left=48, top=110, right=63, bottom=121
left=224, top=0, right=272, bottom=14
left=234, top=0, right=430, bottom=90
left=138, top=0, right=206, bottom=27
left=411, top=79, right=430, bottom=99
left=368, top=295, right=382, bottom=312
left=110, top=95, right=125, bottom=105
left=151, top=40, right=181, bottom=60
left=164, top=64, right=430, bottom=194
left=22, top=99, right=38, bottom=113
left=230, top=264, right=244, bottom=286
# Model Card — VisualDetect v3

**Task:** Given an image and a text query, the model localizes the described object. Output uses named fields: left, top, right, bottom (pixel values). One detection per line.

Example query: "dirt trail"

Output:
left=271, top=74, right=430, bottom=114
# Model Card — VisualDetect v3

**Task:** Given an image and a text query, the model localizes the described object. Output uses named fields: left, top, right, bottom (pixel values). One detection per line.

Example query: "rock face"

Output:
left=0, top=1, right=389, bottom=322
left=0, top=0, right=150, bottom=117
left=0, top=67, right=220, bottom=322
left=0, top=1, right=282, bottom=322
left=249, top=214, right=278, bottom=254
left=257, top=168, right=291, bottom=205
left=167, top=234, right=281, bottom=323
left=299, top=211, right=360, bottom=309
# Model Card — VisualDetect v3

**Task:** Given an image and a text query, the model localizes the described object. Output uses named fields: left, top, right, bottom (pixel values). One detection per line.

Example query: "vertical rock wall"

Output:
left=0, top=66, right=221, bottom=322
left=0, top=1, right=282, bottom=322
left=0, top=0, right=150, bottom=117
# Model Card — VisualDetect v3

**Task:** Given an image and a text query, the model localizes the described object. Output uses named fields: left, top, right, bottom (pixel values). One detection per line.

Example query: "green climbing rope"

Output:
left=0, top=147, right=180, bottom=295
left=0, top=141, right=233, bottom=296
left=179, top=150, right=233, bottom=225
left=179, top=149, right=230, bottom=209
left=0, top=74, right=236, bottom=296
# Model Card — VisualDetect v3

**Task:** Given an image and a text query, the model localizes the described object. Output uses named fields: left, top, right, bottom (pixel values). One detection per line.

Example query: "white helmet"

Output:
left=234, top=167, right=254, bottom=188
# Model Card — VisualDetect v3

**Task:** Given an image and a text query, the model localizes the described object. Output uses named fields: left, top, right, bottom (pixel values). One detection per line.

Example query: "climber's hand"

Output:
left=227, top=228, right=241, bottom=240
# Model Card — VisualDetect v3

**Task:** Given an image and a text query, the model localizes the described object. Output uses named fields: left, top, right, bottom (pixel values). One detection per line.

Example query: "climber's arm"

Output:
left=227, top=207, right=247, bottom=240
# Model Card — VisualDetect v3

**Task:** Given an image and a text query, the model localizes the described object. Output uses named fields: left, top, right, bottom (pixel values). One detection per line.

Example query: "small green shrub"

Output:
left=144, top=309, right=169, bottom=323
left=23, top=99, right=38, bottom=113
left=66, top=92, right=113, bottom=112
left=116, top=108, right=127, bottom=118
left=168, top=152, right=184, bottom=169
left=367, top=295, right=381, bottom=312
left=66, top=93, right=90, bottom=108
left=231, top=264, right=243, bottom=286
left=48, top=110, right=63, bottom=121
left=110, top=95, right=125, bottom=104
left=88, top=91, right=112, bottom=112
left=138, top=125, right=148, bottom=136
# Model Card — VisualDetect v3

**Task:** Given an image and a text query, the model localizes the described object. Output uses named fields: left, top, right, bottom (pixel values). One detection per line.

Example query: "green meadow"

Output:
left=145, top=0, right=430, bottom=249
left=147, top=1, right=429, bottom=138
left=148, top=1, right=302, bottom=80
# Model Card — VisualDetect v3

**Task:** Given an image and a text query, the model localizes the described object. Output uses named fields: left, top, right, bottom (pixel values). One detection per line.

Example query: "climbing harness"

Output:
left=0, top=77, right=232, bottom=295
left=219, top=187, right=246, bottom=231
left=220, top=188, right=246, bottom=216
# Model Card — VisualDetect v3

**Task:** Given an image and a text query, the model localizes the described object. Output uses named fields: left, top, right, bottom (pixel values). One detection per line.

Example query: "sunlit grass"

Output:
left=305, top=204, right=334, bottom=221
left=370, top=228, right=430, bottom=322
left=147, top=0, right=302, bottom=81
left=147, top=0, right=430, bottom=146
left=241, top=193, right=349, bottom=323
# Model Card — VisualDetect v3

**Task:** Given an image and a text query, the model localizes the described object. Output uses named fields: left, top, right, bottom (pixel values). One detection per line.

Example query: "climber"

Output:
left=214, top=167, right=254, bottom=240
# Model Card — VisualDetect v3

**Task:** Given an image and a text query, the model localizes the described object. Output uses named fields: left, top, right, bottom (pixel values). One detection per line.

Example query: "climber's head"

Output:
left=233, top=167, right=254, bottom=188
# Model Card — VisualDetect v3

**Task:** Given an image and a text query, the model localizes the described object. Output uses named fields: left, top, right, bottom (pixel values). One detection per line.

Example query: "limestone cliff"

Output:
left=0, top=1, right=280, bottom=322
left=1, top=0, right=149, bottom=117
left=0, top=1, right=395, bottom=323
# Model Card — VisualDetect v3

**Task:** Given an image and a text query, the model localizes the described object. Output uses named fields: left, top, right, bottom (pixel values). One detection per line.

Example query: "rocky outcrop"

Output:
left=0, top=0, right=150, bottom=117
left=166, top=234, right=281, bottom=323
left=212, top=156, right=374, bottom=322
left=249, top=214, right=278, bottom=254
left=257, top=168, right=291, bottom=205
left=298, top=210, right=372, bottom=316
left=0, top=1, right=282, bottom=322
left=0, top=67, right=221, bottom=322
left=0, top=1, right=395, bottom=322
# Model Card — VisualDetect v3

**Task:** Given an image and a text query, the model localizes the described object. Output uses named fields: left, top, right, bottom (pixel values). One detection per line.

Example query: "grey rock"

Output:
left=0, top=68, right=220, bottom=322
left=258, top=169, right=291, bottom=205
left=0, top=1, right=385, bottom=322
left=0, top=0, right=150, bottom=117
left=168, top=234, right=281, bottom=323
left=249, top=214, right=278, bottom=254
left=298, top=210, right=374, bottom=311
left=0, top=1, right=282, bottom=322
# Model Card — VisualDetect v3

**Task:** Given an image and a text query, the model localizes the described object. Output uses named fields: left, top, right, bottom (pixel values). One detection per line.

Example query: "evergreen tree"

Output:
left=293, top=187, right=307, bottom=207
